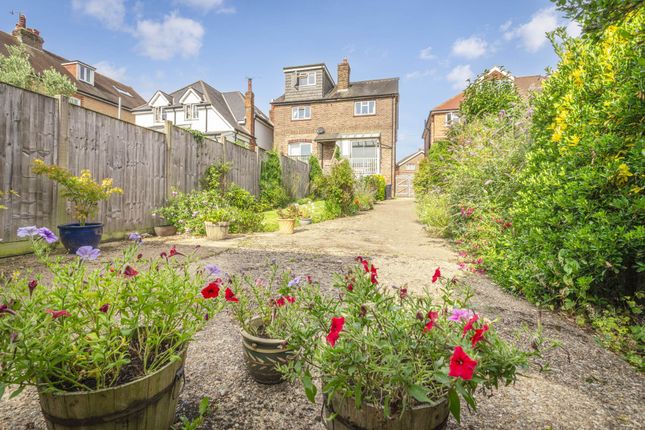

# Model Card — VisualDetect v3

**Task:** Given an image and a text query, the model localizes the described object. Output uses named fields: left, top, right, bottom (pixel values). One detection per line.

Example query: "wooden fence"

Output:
left=0, top=83, right=309, bottom=256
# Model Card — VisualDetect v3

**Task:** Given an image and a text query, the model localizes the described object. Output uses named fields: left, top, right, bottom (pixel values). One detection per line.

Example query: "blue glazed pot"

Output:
left=57, top=223, right=103, bottom=253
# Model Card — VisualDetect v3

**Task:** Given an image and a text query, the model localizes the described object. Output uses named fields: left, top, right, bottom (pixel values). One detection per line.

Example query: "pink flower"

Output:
left=448, top=308, right=474, bottom=322
left=46, top=309, right=70, bottom=319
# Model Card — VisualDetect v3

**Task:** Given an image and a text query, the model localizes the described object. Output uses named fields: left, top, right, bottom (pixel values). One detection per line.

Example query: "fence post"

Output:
left=53, top=96, right=70, bottom=227
left=163, top=120, right=173, bottom=198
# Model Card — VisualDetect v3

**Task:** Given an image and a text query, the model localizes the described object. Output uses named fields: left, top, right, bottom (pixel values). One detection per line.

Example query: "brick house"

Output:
left=395, top=149, right=425, bottom=197
left=0, top=15, right=144, bottom=123
left=271, top=59, right=399, bottom=192
left=422, top=67, right=544, bottom=153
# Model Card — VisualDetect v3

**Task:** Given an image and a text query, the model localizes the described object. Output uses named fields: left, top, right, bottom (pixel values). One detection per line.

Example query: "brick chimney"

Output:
left=337, top=58, right=350, bottom=91
left=244, top=78, right=256, bottom=150
left=12, top=15, right=44, bottom=50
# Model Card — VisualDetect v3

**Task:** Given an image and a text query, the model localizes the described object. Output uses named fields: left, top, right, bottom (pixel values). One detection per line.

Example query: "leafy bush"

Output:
left=200, top=161, right=231, bottom=192
left=323, top=160, right=356, bottom=218
left=363, top=174, right=386, bottom=201
left=260, top=151, right=289, bottom=209
left=354, top=181, right=376, bottom=211
left=416, top=194, right=451, bottom=237
left=459, top=68, right=521, bottom=119
left=308, top=154, right=325, bottom=198
left=413, top=141, right=451, bottom=195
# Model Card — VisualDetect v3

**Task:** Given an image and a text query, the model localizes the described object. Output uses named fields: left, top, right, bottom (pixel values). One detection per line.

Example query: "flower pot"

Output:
left=324, top=393, right=449, bottom=430
left=38, top=350, right=187, bottom=430
left=204, top=221, right=229, bottom=240
left=154, top=225, right=176, bottom=237
left=277, top=218, right=296, bottom=234
left=58, top=223, right=103, bottom=253
left=240, top=317, right=293, bottom=384
left=299, top=217, right=312, bottom=225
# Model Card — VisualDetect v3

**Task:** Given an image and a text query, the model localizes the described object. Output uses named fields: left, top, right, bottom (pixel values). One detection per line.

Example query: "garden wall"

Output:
left=0, top=83, right=309, bottom=256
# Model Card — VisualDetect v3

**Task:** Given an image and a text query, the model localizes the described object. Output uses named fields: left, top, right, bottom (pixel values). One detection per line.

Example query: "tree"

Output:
left=259, top=151, right=288, bottom=208
left=553, top=0, right=643, bottom=36
left=0, top=44, right=76, bottom=97
left=459, top=68, right=521, bottom=119
left=308, top=154, right=324, bottom=198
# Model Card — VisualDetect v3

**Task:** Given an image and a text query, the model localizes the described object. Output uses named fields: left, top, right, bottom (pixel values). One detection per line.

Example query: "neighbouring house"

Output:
left=271, top=58, right=399, bottom=194
left=0, top=15, right=145, bottom=123
left=422, top=67, right=545, bottom=153
left=395, top=149, right=425, bottom=197
left=134, top=79, right=273, bottom=151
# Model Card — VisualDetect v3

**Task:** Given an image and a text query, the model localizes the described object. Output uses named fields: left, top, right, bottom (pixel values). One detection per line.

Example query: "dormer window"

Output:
left=297, top=72, right=316, bottom=87
left=184, top=104, right=199, bottom=120
left=78, top=65, right=94, bottom=85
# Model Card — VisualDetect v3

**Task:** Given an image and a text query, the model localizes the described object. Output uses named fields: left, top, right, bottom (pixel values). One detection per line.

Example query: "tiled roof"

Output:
left=430, top=93, right=464, bottom=112
left=272, top=77, right=399, bottom=104
left=397, top=150, right=424, bottom=166
left=0, top=30, right=145, bottom=110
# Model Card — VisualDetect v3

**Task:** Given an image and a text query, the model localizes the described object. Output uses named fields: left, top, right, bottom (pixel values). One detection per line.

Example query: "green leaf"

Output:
left=354, top=384, right=362, bottom=409
left=0, top=383, right=5, bottom=400
left=434, top=372, right=451, bottom=386
left=198, top=397, right=210, bottom=415
left=408, top=384, right=432, bottom=403
left=448, top=387, right=461, bottom=423
left=383, top=395, right=391, bottom=418
left=302, top=371, right=317, bottom=403
left=9, top=385, right=25, bottom=399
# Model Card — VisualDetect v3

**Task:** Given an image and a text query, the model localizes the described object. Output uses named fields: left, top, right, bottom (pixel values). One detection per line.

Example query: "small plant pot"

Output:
left=324, top=393, right=449, bottom=430
left=154, top=225, right=176, bottom=237
left=204, top=221, right=229, bottom=240
left=299, top=217, right=312, bottom=225
left=277, top=218, right=296, bottom=234
left=38, top=349, right=187, bottom=430
left=240, top=317, right=293, bottom=384
left=58, top=223, right=103, bottom=253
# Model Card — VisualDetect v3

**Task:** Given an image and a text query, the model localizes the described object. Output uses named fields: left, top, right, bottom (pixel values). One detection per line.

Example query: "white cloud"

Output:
left=446, top=65, right=473, bottom=90
left=135, top=13, right=204, bottom=60
left=94, top=61, right=127, bottom=81
left=405, top=69, right=436, bottom=80
left=71, top=0, right=126, bottom=30
left=503, top=7, right=558, bottom=52
left=452, top=36, right=488, bottom=59
left=418, top=46, right=435, bottom=60
left=499, top=20, right=512, bottom=32
left=175, top=0, right=235, bottom=13
left=566, top=20, right=582, bottom=38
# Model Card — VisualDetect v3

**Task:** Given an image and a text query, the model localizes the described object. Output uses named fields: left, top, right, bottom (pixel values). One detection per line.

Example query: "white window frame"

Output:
left=78, top=65, right=94, bottom=85
left=288, top=142, right=312, bottom=157
left=297, top=71, right=316, bottom=87
left=184, top=104, right=199, bottom=121
left=404, top=164, right=417, bottom=171
left=68, top=97, right=81, bottom=106
left=153, top=106, right=165, bottom=123
left=354, top=100, right=376, bottom=116
left=292, top=106, right=311, bottom=120
left=445, top=111, right=460, bottom=125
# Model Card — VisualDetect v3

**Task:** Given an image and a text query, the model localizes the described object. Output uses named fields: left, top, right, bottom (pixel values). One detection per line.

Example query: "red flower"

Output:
left=306, top=275, right=313, bottom=284
left=347, top=283, right=354, bottom=292
left=462, top=314, right=479, bottom=336
left=225, top=287, right=239, bottom=302
left=275, top=297, right=286, bottom=307
left=424, top=311, right=439, bottom=333
left=431, top=267, right=441, bottom=283
left=137, top=253, right=143, bottom=260
left=160, top=251, right=168, bottom=259
left=46, top=309, right=71, bottom=319
left=169, top=246, right=183, bottom=257
left=370, top=265, right=378, bottom=284
left=449, top=346, right=478, bottom=380
left=28, top=279, right=38, bottom=296
left=99, top=303, right=110, bottom=313
left=285, top=295, right=296, bottom=304
left=326, top=316, right=345, bottom=347
left=201, top=281, right=221, bottom=299
left=123, top=265, right=138, bottom=278
left=471, top=324, right=489, bottom=347
left=399, top=287, right=408, bottom=299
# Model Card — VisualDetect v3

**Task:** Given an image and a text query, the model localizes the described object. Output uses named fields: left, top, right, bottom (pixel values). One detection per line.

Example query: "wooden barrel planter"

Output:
left=38, top=350, right=186, bottom=430
left=154, top=225, right=177, bottom=237
left=204, top=221, right=229, bottom=240
left=324, top=394, right=449, bottom=430
left=240, top=317, right=293, bottom=384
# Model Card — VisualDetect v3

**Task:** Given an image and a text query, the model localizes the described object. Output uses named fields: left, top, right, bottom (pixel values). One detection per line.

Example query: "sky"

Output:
left=0, top=0, right=580, bottom=160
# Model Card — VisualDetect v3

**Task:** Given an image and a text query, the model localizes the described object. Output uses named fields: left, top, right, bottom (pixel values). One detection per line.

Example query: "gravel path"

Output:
left=1, top=199, right=643, bottom=429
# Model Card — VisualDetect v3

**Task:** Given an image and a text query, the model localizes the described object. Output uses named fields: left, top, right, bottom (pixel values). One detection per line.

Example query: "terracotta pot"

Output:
left=277, top=218, right=296, bottom=234
left=154, top=225, right=176, bottom=237
left=38, top=350, right=187, bottom=430
left=240, top=317, right=293, bottom=384
left=204, top=221, right=229, bottom=240
left=324, top=393, right=449, bottom=430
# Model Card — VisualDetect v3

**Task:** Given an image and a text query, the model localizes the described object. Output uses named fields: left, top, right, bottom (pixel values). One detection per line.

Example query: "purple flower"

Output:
left=448, top=308, right=474, bottom=322
left=17, top=226, right=39, bottom=237
left=288, top=276, right=302, bottom=287
left=129, top=232, right=142, bottom=243
left=205, top=264, right=221, bottom=276
left=76, top=246, right=101, bottom=261
left=37, top=227, right=58, bottom=244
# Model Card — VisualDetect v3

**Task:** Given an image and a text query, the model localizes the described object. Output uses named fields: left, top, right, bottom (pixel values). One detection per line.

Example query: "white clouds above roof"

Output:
left=503, top=7, right=558, bottom=52
left=446, top=65, right=473, bottom=90
left=135, top=12, right=204, bottom=60
left=452, top=36, right=488, bottom=59
left=418, top=46, right=436, bottom=60
left=71, top=0, right=126, bottom=30
left=174, top=0, right=236, bottom=13
left=94, top=61, right=128, bottom=81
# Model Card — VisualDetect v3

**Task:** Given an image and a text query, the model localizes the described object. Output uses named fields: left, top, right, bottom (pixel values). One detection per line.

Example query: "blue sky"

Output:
left=1, top=0, right=579, bottom=160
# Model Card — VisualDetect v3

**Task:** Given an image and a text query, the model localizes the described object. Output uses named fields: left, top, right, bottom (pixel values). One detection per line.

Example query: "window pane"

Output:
left=369, top=101, right=375, bottom=113
left=301, top=143, right=311, bottom=155
left=288, top=144, right=299, bottom=156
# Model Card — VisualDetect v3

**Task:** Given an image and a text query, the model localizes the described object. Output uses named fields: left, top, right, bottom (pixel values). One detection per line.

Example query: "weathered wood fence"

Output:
left=0, top=83, right=309, bottom=256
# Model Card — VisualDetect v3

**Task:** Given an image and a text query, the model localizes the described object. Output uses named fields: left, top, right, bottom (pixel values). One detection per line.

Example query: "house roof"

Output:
left=222, top=91, right=272, bottom=125
left=397, top=150, right=424, bottom=166
left=430, top=93, right=465, bottom=112
left=272, top=77, right=399, bottom=104
left=0, top=30, right=145, bottom=110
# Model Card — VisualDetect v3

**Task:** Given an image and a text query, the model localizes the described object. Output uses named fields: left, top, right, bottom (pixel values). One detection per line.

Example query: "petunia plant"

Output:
left=0, top=230, right=225, bottom=397
left=277, top=257, right=550, bottom=423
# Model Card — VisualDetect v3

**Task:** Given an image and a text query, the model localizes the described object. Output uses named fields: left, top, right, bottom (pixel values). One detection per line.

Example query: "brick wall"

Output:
left=395, top=152, right=424, bottom=177
left=272, top=96, right=397, bottom=185
left=431, top=111, right=451, bottom=143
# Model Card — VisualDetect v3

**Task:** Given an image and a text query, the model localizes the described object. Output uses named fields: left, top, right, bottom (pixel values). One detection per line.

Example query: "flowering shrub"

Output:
left=260, top=151, right=289, bottom=209
left=31, top=160, right=123, bottom=225
left=277, top=203, right=302, bottom=220
left=0, top=231, right=225, bottom=395
left=277, top=258, right=543, bottom=422
left=363, top=174, right=386, bottom=201
left=354, top=181, right=376, bottom=211
left=323, top=159, right=356, bottom=218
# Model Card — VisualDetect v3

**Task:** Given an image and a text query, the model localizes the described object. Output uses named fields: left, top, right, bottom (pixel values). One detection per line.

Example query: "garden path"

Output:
left=1, top=199, right=643, bottom=429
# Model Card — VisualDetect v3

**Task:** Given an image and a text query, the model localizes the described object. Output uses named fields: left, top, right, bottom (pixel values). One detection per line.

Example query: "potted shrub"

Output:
left=153, top=190, right=181, bottom=237
left=0, top=231, right=226, bottom=430
left=226, top=267, right=308, bottom=384
left=277, top=204, right=300, bottom=234
left=31, top=160, right=123, bottom=253
left=299, top=202, right=314, bottom=225
left=278, top=258, right=547, bottom=429
left=204, top=208, right=230, bottom=240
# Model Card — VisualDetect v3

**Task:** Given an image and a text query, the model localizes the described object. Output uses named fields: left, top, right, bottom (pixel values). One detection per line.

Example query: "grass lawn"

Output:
left=262, top=200, right=327, bottom=232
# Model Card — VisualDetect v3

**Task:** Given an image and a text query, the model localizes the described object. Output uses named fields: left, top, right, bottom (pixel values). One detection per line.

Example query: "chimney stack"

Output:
left=337, top=58, right=350, bottom=91
left=12, top=15, right=44, bottom=50
left=244, top=78, right=256, bottom=150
